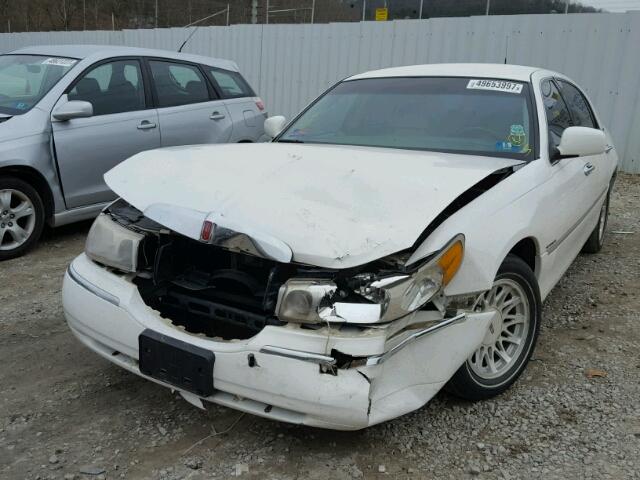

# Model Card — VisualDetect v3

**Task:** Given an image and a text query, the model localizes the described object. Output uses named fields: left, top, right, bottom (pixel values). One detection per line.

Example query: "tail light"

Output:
left=254, top=97, right=265, bottom=112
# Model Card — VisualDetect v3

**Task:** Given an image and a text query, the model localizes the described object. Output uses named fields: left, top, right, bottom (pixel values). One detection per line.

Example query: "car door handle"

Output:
left=210, top=112, right=226, bottom=121
left=137, top=121, right=157, bottom=130
left=605, top=144, right=614, bottom=153
left=584, top=163, right=596, bottom=176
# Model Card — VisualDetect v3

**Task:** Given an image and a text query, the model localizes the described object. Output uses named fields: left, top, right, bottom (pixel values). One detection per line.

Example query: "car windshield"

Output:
left=278, top=76, right=535, bottom=159
left=0, top=54, right=78, bottom=115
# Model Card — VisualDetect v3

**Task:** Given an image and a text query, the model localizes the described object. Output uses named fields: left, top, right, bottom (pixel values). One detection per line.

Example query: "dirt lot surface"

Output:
left=1, top=174, right=639, bottom=480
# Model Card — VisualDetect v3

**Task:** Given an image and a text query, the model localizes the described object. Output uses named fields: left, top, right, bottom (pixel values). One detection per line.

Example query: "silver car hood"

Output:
left=105, top=143, right=521, bottom=269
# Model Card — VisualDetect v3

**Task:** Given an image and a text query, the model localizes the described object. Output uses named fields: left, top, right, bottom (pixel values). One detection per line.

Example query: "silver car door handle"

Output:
left=584, top=162, right=596, bottom=176
left=137, top=121, right=157, bottom=130
left=605, top=144, right=614, bottom=153
left=210, top=112, right=226, bottom=121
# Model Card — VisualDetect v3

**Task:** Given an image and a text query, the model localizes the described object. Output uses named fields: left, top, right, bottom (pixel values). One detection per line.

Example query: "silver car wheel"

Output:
left=468, top=278, right=530, bottom=380
left=0, top=189, right=36, bottom=251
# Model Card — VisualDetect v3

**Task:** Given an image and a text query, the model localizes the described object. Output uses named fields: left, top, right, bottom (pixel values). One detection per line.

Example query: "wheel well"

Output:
left=237, top=140, right=253, bottom=143
left=0, top=166, right=54, bottom=222
left=507, top=238, right=538, bottom=274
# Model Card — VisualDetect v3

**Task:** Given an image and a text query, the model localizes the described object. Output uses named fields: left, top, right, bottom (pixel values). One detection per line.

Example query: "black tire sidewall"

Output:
left=463, top=255, right=541, bottom=392
left=0, top=177, right=45, bottom=260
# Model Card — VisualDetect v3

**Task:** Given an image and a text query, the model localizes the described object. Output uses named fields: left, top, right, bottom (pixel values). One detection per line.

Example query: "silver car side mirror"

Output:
left=52, top=100, right=94, bottom=121
left=264, top=115, right=287, bottom=139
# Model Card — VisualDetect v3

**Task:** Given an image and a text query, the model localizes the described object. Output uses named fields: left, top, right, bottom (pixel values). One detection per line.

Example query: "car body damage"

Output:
left=104, top=143, right=522, bottom=269
left=63, top=64, right=619, bottom=429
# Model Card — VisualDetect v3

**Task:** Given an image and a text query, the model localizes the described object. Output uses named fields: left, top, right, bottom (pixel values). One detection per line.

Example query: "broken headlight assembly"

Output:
left=277, top=234, right=465, bottom=324
left=85, top=213, right=144, bottom=273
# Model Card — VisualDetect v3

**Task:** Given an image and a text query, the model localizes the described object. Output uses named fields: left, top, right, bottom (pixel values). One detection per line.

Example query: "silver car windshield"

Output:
left=0, top=54, right=78, bottom=115
left=278, top=77, right=535, bottom=160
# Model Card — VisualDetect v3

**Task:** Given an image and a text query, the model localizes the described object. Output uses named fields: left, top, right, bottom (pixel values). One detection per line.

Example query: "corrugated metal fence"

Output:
left=1, top=13, right=639, bottom=173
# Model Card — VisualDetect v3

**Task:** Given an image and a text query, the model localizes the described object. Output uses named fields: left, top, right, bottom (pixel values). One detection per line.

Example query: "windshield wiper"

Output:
left=277, top=139, right=305, bottom=143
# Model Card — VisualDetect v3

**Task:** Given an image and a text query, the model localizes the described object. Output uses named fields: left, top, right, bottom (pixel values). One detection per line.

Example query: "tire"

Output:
left=446, top=254, right=541, bottom=401
left=0, top=176, right=45, bottom=261
left=581, top=189, right=610, bottom=254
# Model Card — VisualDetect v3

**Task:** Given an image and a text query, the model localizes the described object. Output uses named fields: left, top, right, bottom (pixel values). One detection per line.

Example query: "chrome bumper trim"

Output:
left=260, top=313, right=467, bottom=368
left=67, top=264, right=120, bottom=306
left=366, top=313, right=467, bottom=366
left=259, top=345, right=337, bottom=367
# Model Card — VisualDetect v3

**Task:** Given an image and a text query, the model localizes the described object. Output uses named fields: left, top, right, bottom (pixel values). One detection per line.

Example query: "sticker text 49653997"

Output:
left=467, top=79, right=523, bottom=94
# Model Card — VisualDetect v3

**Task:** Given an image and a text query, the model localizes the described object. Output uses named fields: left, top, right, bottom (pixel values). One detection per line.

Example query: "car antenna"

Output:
left=178, top=6, right=230, bottom=53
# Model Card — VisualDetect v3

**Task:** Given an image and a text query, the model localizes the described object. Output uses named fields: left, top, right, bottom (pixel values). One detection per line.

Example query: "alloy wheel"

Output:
left=0, top=189, right=36, bottom=251
left=468, top=278, right=531, bottom=380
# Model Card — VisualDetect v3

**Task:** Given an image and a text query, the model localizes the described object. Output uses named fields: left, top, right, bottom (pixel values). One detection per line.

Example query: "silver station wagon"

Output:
left=0, top=45, right=266, bottom=260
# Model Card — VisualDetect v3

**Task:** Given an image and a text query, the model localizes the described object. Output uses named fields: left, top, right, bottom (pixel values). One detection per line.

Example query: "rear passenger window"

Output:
left=207, top=67, right=254, bottom=99
left=68, top=59, right=145, bottom=116
left=149, top=60, right=210, bottom=108
left=557, top=80, right=597, bottom=129
left=541, top=79, right=573, bottom=150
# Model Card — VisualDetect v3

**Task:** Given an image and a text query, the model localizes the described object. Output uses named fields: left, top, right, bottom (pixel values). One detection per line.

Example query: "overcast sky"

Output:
left=579, top=0, right=640, bottom=11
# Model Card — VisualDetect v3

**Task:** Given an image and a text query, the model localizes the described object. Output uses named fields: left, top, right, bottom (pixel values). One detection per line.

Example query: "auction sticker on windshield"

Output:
left=41, top=58, right=77, bottom=67
left=467, top=79, right=523, bottom=94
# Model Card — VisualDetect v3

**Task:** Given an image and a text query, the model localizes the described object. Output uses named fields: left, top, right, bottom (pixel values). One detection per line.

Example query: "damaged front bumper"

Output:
left=63, top=254, right=493, bottom=430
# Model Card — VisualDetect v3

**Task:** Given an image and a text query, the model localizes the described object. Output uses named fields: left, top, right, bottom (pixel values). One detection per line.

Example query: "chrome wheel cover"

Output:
left=0, top=189, right=36, bottom=251
left=468, top=278, right=530, bottom=380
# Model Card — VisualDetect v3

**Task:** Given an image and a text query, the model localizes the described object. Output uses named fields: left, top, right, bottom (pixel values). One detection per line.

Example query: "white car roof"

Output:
left=347, top=63, right=543, bottom=82
left=8, top=44, right=239, bottom=72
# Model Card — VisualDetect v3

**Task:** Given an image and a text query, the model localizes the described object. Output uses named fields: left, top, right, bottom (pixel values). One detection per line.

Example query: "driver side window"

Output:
left=68, top=59, right=146, bottom=116
left=541, top=79, right=573, bottom=153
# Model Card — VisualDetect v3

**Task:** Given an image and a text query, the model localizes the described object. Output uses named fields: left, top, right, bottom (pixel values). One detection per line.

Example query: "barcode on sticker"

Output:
left=467, top=79, right=523, bottom=94
left=42, top=58, right=77, bottom=67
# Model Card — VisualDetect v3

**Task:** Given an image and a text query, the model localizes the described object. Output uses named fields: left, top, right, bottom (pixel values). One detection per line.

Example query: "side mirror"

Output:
left=557, top=126, right=606, bottom=158
left=264, top=115, right=287, bottom=139
left=52, top=100, right=93, bottom=121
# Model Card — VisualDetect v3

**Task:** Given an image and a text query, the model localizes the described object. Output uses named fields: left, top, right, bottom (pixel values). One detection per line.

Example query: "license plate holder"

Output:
left=138, top=329, right=214, bottom=397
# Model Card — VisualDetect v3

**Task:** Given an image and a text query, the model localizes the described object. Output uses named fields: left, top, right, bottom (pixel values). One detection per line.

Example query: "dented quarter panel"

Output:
left=104, top=143, right=521, bottom=269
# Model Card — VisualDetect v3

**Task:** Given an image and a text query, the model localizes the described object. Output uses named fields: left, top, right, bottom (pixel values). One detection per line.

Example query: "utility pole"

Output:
left=564, top=0, right=570, bottom=13
left=419, top=0, right=423, bottom=19
left=362, top=0, right=366, bottom=21
left=226, top=3, right=230, bottom=25
left=63, top=0, right=68, bottom=30
left=83, top=0, right=86, bottom=30
left=155, top=0, right=158, bottom=27
left=311, top=0, right=315, bottom=24
left=251, top=0, right=258, bottom=24
left=266, top=0, right=269, bottom=24
left=112, top=11, right=115, bottom=30
left=485, top=0, right=491, bottom=15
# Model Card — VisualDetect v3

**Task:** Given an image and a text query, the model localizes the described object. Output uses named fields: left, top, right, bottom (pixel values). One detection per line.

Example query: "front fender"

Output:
left=407, top=161, right=547, bottom=296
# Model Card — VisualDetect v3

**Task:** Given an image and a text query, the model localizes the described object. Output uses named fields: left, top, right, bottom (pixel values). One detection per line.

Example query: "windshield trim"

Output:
left=0, top=54, right=79, bottom=116
left=275, top=75, right=540, bottom=162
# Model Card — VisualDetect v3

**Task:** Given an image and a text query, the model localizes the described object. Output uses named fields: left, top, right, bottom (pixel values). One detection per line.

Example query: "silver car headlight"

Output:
left=277, top=234, right=465, bottom=324
left=85, top=213, right=144, bottom=272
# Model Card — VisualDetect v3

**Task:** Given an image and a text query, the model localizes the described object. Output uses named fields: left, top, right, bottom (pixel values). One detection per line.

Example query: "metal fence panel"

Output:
left=0, top=13, right=639, bottom=173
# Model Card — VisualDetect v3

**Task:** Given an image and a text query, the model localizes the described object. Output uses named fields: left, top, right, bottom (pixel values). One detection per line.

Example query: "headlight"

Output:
left=85, top=213, right=144, bottom=272
left=276, top=279, right=337, bottom=324
left=277, top=234, right=464, bottom=324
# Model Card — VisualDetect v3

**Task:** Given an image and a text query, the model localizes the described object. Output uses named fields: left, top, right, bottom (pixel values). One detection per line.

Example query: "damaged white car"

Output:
left=63, top=64, right=618, bottom=430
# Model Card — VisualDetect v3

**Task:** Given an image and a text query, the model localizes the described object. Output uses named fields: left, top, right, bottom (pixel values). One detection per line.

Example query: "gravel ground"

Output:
left=1, top=174, right=639, bottom=480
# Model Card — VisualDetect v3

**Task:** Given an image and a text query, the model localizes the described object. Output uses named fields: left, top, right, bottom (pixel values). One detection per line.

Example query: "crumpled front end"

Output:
left=63, top=200, right=494, bottom=429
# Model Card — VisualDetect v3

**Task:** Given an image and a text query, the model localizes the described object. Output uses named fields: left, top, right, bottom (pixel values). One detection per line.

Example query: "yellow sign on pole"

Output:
left=375, top=7, right=388, bottom=21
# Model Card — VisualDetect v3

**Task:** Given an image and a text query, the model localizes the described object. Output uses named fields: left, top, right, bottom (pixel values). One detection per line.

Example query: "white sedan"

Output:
left=62, top=64, right=618, bottom=430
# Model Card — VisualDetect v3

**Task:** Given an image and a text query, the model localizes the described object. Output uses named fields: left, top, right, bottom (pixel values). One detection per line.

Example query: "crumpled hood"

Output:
left=105, top=143, right=520, bottom=269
